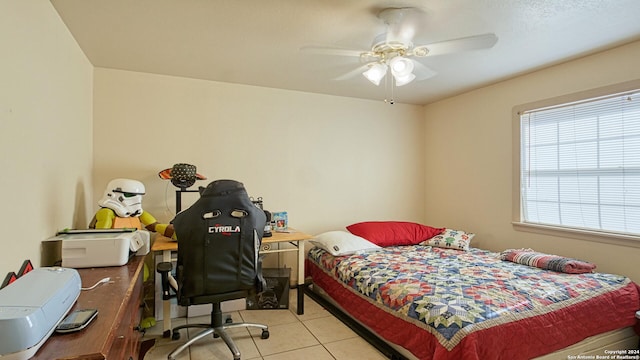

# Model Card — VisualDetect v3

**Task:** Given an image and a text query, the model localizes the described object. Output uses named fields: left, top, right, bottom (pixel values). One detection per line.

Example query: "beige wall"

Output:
left=0, top=1, right=93, bottom=277
left=93, top=69, right=426, bottom=232
left=93, top=69, right=426, bottom=270
left=423, top=40, right=640, bottom=282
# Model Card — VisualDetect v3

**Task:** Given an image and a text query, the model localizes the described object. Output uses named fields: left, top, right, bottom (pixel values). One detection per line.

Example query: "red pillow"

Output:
left=346, top=221, right=444, bottom=247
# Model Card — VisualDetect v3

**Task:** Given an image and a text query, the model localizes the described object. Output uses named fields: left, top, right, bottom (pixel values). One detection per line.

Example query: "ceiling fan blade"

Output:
left=414, top=33, right=498, bottom=57
left=333, top=64, right=371, bottom=81
left=299, top=45, right=364, bottom=57
left=411, top=60, right=437, bottom=81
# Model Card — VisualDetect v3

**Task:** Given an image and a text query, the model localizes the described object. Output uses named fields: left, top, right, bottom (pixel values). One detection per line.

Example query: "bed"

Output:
left=304, top=227, right=640, bottom=360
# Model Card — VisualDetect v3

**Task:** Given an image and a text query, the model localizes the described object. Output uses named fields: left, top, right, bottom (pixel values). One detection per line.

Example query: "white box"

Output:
left=49, top=230, right=147, bottom=268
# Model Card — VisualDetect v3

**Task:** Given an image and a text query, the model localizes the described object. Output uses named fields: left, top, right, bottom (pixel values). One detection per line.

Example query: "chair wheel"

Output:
left=225, top=317, right=233, bottom=324
left=261, top=329, right=269, bottom=339
left=171, top=331, right=181, bottom=340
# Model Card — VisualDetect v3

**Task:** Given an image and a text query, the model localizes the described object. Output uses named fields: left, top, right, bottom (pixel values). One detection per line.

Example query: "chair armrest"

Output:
left=157, top=261, right=173, bottom=274
left=156, top=262, right=174, bottom=300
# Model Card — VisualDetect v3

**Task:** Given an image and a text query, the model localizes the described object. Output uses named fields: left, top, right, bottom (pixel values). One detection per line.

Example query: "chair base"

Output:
left=167, top=320, right=269, bottom=360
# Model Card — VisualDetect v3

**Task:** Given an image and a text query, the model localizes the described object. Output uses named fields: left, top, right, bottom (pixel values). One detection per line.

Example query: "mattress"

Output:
left=306, top=245, right=640, bottom=360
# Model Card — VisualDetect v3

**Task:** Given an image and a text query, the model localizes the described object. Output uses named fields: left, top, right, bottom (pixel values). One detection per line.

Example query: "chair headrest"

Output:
left=200, top=179, right=246, bottom=197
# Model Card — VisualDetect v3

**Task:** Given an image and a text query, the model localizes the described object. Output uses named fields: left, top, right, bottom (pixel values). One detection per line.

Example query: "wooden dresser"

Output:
left=32, top=255, right=146, bottom=360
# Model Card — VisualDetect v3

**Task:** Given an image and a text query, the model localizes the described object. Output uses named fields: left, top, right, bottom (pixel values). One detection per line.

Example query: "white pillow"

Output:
left=310, top=231, right=381, bottom=256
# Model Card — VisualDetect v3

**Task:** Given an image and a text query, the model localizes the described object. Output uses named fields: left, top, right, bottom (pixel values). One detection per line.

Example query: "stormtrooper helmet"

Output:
left=98, top=178, right=146, bottom=217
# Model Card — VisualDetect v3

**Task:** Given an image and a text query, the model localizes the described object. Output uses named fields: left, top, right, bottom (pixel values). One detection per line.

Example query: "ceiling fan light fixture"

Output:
left=389, top=56, right=414, bottom=77
left=393, top=72, right=416, bottom=86
left=363, top=63, right=388, bottom=86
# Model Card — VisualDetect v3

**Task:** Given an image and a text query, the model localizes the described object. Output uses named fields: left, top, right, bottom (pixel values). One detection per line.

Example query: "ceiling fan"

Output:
left=302, top=7, right=498, bottom=88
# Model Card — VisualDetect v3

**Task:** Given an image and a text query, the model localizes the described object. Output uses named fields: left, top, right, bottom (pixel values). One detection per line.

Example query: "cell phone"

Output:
left=55, top=308, right=98, bottom=333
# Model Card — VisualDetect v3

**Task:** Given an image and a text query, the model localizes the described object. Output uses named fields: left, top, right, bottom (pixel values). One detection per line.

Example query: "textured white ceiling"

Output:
left=50, top=0, right=640, bottom=105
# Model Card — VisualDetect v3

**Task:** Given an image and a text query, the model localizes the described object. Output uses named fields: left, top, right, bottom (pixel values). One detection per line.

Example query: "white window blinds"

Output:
left=520, top=89, right=640, bottom=236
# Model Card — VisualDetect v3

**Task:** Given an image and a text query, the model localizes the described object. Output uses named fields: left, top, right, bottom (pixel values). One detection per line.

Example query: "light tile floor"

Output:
left=143, top=289, right=389, bottom=360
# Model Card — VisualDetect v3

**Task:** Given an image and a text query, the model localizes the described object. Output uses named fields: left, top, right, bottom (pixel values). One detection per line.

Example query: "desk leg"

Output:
left=297, top=241, right=305, bottom=315
left=162, top=249, right=172, bottom=337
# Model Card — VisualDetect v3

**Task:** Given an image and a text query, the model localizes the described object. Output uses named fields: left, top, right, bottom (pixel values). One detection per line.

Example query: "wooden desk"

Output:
left=33, top=256, right=146, bottom=360
left=152, top=229, right=313, bottom=335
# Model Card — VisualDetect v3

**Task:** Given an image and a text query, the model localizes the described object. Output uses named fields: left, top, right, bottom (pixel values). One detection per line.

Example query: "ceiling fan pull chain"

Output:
left=391, top=76, right=395, bottom=104
left=385, top=75, right=395, bottom=105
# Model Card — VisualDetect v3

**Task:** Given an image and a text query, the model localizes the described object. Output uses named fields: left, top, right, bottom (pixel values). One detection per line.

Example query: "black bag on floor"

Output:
left=172, top=179, right=266, bottom=306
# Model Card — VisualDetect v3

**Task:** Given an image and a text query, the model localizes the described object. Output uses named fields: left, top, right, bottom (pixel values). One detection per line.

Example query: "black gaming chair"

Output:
left=157, top=180, right=269, bottom=360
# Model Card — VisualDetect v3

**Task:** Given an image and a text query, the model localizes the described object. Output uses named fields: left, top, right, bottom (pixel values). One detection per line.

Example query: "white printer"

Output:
left=0, top=267, right=81, bottom=360
left=46, top=229, right=150, bottom=268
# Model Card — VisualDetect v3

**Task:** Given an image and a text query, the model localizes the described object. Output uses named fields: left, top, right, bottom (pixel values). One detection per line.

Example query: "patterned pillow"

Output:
left=500, top=248, right=596, bottom=274
left=420, top=228, right=474, bottom=251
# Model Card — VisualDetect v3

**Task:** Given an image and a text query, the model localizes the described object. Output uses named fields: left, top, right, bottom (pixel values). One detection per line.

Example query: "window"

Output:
left=517, top=87, right=640, bottom=238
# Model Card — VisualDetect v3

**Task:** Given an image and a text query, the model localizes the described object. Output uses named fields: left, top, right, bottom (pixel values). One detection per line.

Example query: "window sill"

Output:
left=512, top=222, right=640, bottom=249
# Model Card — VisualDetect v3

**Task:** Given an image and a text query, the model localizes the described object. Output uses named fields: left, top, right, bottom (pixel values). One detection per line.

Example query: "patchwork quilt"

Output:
left=306, top=245, right=640, bottom=360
